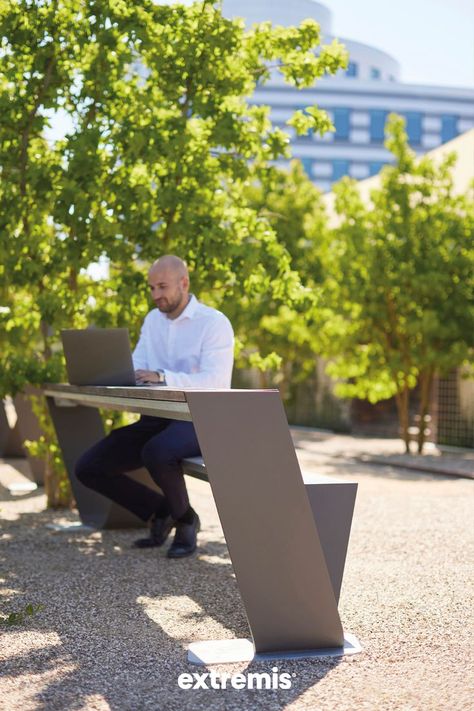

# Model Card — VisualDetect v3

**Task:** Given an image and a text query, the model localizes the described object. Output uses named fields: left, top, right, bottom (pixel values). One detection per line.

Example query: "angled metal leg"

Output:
left=46, top=397, right=155, bottom=529
left=186, top=390, right=351, bottom=658
left=303, top=473, right=357, bottom=604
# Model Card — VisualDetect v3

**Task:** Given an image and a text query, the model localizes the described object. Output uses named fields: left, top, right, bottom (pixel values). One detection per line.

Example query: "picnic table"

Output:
left=44, top=383, right=361, bottom=663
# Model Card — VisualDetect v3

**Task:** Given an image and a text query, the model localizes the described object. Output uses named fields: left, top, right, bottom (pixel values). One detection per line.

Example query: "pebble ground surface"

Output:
left=0, top=431, right=473, bottom=711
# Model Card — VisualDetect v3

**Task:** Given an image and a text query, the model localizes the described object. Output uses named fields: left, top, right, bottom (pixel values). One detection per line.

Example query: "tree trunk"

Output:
left=395, top=383, right=411, bottom=453
left=44, top=450, right=73, bottom=509
left=258, top=370, right=269, bottom=389
left=278, top=362, right=292, bottom=402
left=417, top=368, right=434, bottom=454
left=26, top=393, right=73, bottom=509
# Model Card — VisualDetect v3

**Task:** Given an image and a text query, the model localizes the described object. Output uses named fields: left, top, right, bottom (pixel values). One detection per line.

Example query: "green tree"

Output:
left=237, top=160, right=328, bottom=401
left=318, top=115, right=474, bottom=452
left=0, top=0, right=347, bottom=503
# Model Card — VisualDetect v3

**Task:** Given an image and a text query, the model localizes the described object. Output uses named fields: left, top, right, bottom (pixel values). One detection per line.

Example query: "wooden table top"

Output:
left=43, top=383, right=278, bottom=403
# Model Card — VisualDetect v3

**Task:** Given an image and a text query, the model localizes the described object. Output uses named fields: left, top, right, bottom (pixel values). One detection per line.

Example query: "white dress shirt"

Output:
left=132, top=295, right=234, bottom=388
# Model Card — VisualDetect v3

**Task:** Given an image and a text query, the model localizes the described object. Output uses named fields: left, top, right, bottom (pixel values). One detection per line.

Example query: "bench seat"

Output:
left=181, top=456, right=210, bottom=482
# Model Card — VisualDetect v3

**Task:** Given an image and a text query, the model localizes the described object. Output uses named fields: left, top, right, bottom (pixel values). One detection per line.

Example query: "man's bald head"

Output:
left=149, top=255, right=188, bottom=280
left=148, top=255, right=190, bottom=319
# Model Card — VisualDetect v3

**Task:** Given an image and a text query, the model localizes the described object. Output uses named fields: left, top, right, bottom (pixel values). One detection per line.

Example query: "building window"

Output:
left=441, top=115, right=458, bottom=143
left=370, top=110, right=388, bottom=143
left=300, top=158, right=314, bottom=180
left=369, top=161, right=386, bottom=176
left=370, top=67, right=381, bottom=79
left=405, top=112, right=422, bottom=145
left=332, top=159, right=350, bottom=181
left=346, top=62, right=358, bottom=78
left=334, top=108, right=351, bottom=141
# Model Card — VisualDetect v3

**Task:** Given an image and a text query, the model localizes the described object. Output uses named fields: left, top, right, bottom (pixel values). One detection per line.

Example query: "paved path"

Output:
left=0, top=435, right=473, bottom=711
left=290, top=427, right=474, bottom=479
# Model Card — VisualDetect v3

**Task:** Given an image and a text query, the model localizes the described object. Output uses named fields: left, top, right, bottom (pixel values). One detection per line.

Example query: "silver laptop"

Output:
left=61, top=328, right=137, bottom=386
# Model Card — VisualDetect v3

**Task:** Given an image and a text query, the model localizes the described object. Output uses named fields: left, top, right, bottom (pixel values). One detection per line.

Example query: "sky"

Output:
left=323, top=0, right=474, bottom=88
left=161, top=0, right=474, bottom=89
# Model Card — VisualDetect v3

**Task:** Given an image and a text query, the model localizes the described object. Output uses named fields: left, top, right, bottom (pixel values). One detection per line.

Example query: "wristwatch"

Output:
left=155, top=369, right=166, bottom=384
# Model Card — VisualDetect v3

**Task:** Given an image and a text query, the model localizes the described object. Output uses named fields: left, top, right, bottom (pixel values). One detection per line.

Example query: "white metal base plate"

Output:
left=46, top=522, right=96, bottom=533
left=187, top=633, right=362, bottom=665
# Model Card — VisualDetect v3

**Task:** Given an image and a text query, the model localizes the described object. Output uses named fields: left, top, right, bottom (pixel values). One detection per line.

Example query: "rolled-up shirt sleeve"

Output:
left=164, top=317, right=234, bottom=389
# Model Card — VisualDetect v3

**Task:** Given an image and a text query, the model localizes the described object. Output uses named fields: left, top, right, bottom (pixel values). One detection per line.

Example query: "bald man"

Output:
left=75, top=256, right=234, bottom=558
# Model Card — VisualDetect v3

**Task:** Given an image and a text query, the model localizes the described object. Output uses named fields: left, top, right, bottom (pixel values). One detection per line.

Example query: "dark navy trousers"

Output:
left=75, top=416, right=201, bottom=521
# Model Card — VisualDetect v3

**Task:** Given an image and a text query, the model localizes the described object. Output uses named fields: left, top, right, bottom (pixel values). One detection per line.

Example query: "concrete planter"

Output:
left=0, top=397, right=24, bottom=458
left=11, top=385, right=46, bottom=485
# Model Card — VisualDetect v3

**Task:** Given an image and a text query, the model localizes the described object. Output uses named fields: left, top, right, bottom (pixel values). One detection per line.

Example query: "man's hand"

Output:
left=135, top=369, right=163, bottom=385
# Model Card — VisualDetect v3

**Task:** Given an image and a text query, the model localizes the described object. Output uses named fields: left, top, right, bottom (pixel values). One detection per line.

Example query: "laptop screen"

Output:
left=61, top=329, right=136, bottom=386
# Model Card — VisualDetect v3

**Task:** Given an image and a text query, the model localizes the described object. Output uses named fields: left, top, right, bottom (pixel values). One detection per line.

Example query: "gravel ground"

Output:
left=0, top=448, right=473, bottom=711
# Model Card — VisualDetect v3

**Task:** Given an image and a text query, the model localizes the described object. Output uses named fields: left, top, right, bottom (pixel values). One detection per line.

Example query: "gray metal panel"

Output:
left=304, top=480, right=357, bottom=603
left=46, top=397, right=146, bottom=528
left=186, top=390, right=344, bottom=653
left=182, top=457, right=357, bottom=603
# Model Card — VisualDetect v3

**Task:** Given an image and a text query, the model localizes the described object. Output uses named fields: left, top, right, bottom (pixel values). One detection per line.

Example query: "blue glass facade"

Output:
left=405, top=112, right=422, bottom=145
left=346, top=62, right=358, bottom=78
left=369, top=161, right=386, bottom=176
left=332, top=159, right=350, bottom=181
left=441, top=115, right=458, bottom=143
left=334, top=108, right=350, bottom=141
left=370, top=110, right=388, bottom=143
left=300, top=157, right=314, bottom=179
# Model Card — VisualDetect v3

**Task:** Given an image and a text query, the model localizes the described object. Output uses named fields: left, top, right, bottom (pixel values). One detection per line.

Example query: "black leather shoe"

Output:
left=133, top=513, right=175, bottom=549
left=167, top=512, right=201, bottom=558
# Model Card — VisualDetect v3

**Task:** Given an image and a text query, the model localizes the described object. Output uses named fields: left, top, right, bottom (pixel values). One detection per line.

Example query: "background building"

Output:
left=223, top=0, right=474, bottom=191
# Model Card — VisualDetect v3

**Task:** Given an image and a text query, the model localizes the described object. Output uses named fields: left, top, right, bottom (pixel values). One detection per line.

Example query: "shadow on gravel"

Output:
left=1, top=508, right=340, bottom=711
left=290, top=429, right=334, bottom=447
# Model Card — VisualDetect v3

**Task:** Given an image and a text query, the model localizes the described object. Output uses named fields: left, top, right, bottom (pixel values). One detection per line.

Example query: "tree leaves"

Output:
left=318, top=114, right=474, bottom=449
left=1, top=0, right=347, bottom=396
